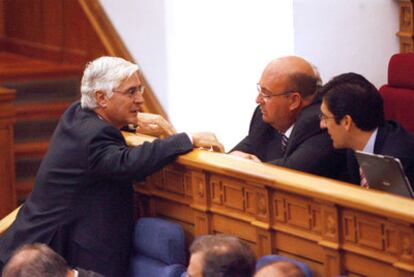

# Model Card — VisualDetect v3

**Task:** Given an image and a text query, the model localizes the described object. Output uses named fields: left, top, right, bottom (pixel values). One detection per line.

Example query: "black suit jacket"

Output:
left=0, top=102, right=193, bottom=277
left=77, top=267, right=105, bottom=277
left=232, top=102, right=347, bottom=180
left=347, top=120, right=414, bottom=188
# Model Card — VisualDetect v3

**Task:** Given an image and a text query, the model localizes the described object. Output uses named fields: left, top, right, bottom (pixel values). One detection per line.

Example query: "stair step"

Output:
left=16, top=178, right=36, bottom=204
left=15, top=141, right=49, bottom=159
left=14, top=118, right=59, bottom=143
left=2, top=78, right=80, bottom=104
left=15, top=156, right=43, bottom=180
left=0, top=51, right=82, bottom=82
left=16, top=102, right=70, bottom=120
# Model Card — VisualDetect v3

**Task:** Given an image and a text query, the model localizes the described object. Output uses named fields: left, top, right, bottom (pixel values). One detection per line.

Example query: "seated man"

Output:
left=255, top=261, right=305, bottom=277
left=231, top=56, right=347, bottom=180
left=187, top=234, right=256, bottom=277
left=2, top=243, right=102, bottom=277
left=0, top=56, right=223, bottom=277
left=319, top=72, right=414, bottom=187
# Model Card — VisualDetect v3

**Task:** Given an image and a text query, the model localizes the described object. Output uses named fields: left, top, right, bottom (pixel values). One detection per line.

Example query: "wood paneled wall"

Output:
left=125, top=132, right=414, bottom=277
left=398, top=0, right=414, bottom=52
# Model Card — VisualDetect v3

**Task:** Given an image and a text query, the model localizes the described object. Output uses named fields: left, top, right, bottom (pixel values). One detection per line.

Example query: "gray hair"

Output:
left=80, top=56, right=139, bottom=109
left=2, top=243, right=69, bottom=277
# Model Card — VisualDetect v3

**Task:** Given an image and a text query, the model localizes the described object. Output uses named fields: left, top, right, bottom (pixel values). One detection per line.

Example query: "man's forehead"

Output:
left=118, top=71, right=141, bottom=86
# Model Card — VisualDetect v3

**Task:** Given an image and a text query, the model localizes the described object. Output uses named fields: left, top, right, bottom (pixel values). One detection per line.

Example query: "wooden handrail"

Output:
left=125, top=132, right=414, bottom=223
left=0, top=205, right=21, bottom=236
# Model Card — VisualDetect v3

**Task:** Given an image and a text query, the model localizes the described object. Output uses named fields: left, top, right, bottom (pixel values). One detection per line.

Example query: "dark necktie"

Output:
left=281, top=134, right=288, bottom=153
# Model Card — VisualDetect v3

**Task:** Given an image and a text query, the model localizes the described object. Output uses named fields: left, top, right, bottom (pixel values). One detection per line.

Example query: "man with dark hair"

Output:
left=231, top=56, right=347, bottom=180
left=2, top=243, right=102, bottom=277
left=319, top=72, right=414, bottom=186
left=187, top=234, right=256, bottom=277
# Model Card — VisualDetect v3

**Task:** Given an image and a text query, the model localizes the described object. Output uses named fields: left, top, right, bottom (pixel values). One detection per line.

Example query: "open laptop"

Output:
left=355, top=150, right=414, bottom=198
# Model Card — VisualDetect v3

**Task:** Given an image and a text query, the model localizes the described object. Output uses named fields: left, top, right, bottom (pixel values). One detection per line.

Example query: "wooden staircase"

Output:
left=0, top=51, right=83, bottom=202
left=0, top=0, right=166, bottom=212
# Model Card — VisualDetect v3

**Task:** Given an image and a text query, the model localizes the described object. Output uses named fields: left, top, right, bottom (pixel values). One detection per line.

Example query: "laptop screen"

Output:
left=354, top=151, right=414, bottom=198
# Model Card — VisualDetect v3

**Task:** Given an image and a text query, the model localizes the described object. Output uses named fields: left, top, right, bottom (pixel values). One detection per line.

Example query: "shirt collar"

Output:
left=283, top=124, right=295, bottom=139
left=362, top=128, right=378, bottom=153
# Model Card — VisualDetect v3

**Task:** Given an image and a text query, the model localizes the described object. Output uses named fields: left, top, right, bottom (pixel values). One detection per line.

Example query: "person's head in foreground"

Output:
left=187, top=234, right=256, bottom=277
left=2, top=243, right=70, bottom=277
left=254, top=261, right=305, bottom=277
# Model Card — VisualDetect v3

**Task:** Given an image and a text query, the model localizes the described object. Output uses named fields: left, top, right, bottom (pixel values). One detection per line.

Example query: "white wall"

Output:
left=293, top=0, right=399, bottom=87
left=164, top=1, right=294, bottom=150
left=100, top=0, right=294, bottom=151
left=99, top=0, right=169, bottom=108
left=99, top=0, right=400, bottom=151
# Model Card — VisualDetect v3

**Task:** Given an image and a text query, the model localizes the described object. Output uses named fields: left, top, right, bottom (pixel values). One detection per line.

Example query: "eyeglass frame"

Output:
left=112, top=85, right=145, bottom=98
left=256, top=83, right=296, bottom=102
left=318, top=113, right=337, bottom=122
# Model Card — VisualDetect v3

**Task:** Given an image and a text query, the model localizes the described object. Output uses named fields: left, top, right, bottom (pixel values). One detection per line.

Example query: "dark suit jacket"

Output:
left=0, top=102, right=193, bottom=277
left=77, top=267, right=105, bottom=277
left=232, top=102, right=347, bottom=180
left=347, top=120, right=414, bottom=188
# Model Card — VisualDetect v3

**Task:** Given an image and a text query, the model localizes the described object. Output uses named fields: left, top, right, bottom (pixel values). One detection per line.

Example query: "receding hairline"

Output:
left=266, top=56, right=316, bottom=78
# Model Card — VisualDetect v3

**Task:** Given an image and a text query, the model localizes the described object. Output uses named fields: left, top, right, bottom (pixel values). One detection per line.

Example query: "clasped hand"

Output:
left=136, top=113, right=177, bottom=137
left=136, top=113, right=224, bottom=153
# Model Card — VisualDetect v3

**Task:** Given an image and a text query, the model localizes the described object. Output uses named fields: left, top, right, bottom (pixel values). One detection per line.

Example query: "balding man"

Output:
left=231, top=56, right=347, bottom=179
left=2, top=243, right=102, bottom=277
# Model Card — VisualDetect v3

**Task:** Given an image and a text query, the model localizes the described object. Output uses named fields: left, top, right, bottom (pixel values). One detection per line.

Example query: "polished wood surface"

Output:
left=398, top=0, right=414, bottom=52
left=126, top=132, right=414, bottom=277
left=0, top=205, right=21, bottom=236
left=0, top=87, right=16, bottom=217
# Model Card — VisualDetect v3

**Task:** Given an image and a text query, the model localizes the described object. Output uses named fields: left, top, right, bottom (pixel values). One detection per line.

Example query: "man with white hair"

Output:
left=0, top=56, right=223, bottom=277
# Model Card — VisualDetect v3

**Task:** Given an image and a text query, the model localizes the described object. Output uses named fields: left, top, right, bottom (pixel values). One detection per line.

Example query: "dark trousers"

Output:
left=0, top=260, right=4, bottom=273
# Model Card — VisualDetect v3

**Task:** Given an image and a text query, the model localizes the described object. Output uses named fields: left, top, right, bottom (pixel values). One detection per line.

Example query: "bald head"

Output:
left=264, top=56, right=315, bottom=77
left=260, top=56, right=320, bottom=100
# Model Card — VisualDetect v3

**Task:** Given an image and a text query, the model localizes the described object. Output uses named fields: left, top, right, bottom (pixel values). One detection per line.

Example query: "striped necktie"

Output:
left=280, top=134, right=288, bottom=154
left=359, top=167, right=369, bottom=188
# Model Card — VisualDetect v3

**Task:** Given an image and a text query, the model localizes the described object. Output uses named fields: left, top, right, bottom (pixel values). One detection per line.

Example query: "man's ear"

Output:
left=288, top=92, right=302, bottom=111
left=95, top=90, right=108, bottom=108
left=342, top=115, right=353, bottom=131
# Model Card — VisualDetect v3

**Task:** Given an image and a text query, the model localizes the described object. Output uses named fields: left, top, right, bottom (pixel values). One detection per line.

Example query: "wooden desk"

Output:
left=125, top=132, right=414, bottom=277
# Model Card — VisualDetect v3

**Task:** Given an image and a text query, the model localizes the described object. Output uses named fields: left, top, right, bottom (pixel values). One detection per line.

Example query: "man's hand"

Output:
left=136, top=113, right=177, bottom=137
left=229, top=150, right=261, bottom=162
left=191, top=132, right=225, bottom=153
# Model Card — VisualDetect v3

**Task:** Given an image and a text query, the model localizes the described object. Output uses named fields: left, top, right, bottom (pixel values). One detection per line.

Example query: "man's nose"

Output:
left=320, top=119, right=326, bottom=129
left=134, top=92, right=145, bottom=104
left=256, top=94, right=263, bottom=104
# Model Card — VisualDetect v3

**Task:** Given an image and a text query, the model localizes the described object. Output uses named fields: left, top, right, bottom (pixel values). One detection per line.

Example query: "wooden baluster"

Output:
left=0, top=86, right=16, bottom=218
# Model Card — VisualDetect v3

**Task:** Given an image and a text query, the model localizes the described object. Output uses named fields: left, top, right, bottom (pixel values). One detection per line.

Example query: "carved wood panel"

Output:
left=129, top=144, right=414, bottom=276
left=398, top=0, right=414, bottom=53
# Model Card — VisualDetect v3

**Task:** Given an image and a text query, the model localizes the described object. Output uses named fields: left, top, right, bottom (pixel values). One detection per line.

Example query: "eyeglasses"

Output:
left=113, top=85, right=145, bottom=98
left=256, top=83, right=294, bottom=102
left=318, top=113, right=336, bottom=122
